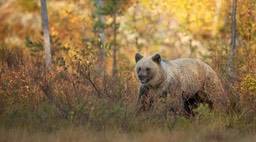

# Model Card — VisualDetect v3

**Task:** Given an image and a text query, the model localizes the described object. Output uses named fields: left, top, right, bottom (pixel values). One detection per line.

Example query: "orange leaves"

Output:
left=1, top=69, right=29, bottom=100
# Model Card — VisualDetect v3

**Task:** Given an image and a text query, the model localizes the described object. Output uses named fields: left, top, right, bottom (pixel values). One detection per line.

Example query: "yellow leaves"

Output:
left=64, top=8, right=83, bottom=24
left=50, top=26, right=58, bottom=36
left=60, top=7, right=81, bottom=24
left=140, top=0, right=151, bottom=8
left=70, top=16, right=77, bottom=24
left=60, top=7, right=72, bottom=17
left=65, top=7, right=72, bottom=14
left=69, top=111, right=75, bottom=120
left=240, top=74, right=256, bottom=96
left=145, top=0, right=223, bottom=36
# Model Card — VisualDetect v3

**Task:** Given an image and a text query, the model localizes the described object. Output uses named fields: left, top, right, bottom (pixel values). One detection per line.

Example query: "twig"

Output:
left=80, top=70, right=101, bottom=98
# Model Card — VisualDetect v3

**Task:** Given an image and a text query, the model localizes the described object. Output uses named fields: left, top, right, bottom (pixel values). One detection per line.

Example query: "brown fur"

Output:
left=135, top=53, right=225, bottom=115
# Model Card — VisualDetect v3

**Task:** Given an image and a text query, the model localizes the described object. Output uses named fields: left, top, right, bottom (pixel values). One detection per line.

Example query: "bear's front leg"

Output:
left=167, top=92, right=186, bottom=116
left=136, top=85, right=152, bottom=111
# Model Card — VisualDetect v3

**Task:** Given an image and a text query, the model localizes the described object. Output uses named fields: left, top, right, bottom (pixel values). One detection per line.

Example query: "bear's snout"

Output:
left=138, top=74, right=145, bottom=80
left=138, top=74, right=149, bottom=84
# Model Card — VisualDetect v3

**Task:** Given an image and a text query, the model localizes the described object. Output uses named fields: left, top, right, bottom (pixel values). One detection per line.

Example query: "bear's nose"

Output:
left=138, top=75, right=144, bottom=80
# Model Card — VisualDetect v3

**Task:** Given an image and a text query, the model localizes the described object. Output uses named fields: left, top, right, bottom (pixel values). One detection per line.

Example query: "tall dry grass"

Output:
left=0, top=43, right=256, bottom=141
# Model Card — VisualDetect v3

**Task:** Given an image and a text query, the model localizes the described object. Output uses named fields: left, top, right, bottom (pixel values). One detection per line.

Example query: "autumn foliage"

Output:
left=0, top=0, right=256, bottom=141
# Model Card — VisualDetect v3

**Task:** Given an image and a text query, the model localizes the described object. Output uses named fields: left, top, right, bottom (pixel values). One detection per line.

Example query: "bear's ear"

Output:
left=152, top=53, right=161, bottom=63
left=135, top=53, right=143, bottom=63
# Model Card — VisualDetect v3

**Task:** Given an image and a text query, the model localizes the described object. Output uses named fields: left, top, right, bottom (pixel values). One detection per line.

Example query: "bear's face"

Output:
left=135, top=53, right=161, bottom=85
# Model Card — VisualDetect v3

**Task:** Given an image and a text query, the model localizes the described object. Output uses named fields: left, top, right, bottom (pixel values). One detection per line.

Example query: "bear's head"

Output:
left=135, top=53, right=163, bottom=86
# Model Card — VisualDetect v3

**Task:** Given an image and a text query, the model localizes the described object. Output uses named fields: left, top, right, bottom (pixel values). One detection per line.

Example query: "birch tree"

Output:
left=112, top=0, right=117, bottom=75
left=95, top=0, right=106, bottom=66
left=227, top=0, right=237, bottom=84
left=40, top=0, right=52, bottom=70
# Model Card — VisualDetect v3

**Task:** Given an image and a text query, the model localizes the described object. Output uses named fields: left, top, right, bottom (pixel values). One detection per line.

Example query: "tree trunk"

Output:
left=112, top=6, right=117, bottom=75
left=212, top=0, right=222, bottom=37
left=96, top=0, right=106, bottom=66
left=40, top=0, right=52, bottom=70
left=227, top=0, right=237, bottom=84
left=133, top=0, right=139, bottom=49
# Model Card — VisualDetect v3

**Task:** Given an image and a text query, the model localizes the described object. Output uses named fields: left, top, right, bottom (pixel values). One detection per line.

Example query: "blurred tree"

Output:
left=95, top=0, right=107, bottom=68
left=111, top=0, right=118, bottom=75
left=41, top=0, right=52, bottom=70
left=94, top=0, right=134, bottom=75
left=120, top=0, right=224, bottom=59
left=227, top=0, right=237, bottom=85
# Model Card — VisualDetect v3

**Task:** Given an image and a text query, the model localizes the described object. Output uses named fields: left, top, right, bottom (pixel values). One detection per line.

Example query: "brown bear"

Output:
left=135, top=53, right=225, bottom=115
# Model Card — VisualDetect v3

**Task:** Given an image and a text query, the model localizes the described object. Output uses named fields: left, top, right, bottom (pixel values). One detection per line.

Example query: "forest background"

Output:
left=0, top=0, right=256, bottom=141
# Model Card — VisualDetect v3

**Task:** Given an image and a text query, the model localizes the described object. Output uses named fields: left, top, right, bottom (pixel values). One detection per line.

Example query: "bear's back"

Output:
left=163, top=58, right=213, bottom=76
left=162, top=58, right=216, bottom=94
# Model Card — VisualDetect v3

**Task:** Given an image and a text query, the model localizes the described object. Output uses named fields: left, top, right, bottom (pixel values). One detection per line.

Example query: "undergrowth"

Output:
left=0, top=44, right=256, bottom=135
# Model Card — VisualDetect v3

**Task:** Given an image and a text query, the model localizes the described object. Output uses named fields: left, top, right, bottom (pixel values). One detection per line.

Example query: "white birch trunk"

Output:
left=41, top=0, right=52, bottom=70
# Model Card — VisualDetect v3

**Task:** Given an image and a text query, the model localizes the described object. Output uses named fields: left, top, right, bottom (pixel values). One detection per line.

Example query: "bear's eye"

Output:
left=138, top=67, right=141, bottom=72
left=146, top=68, right=150, bottom=72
